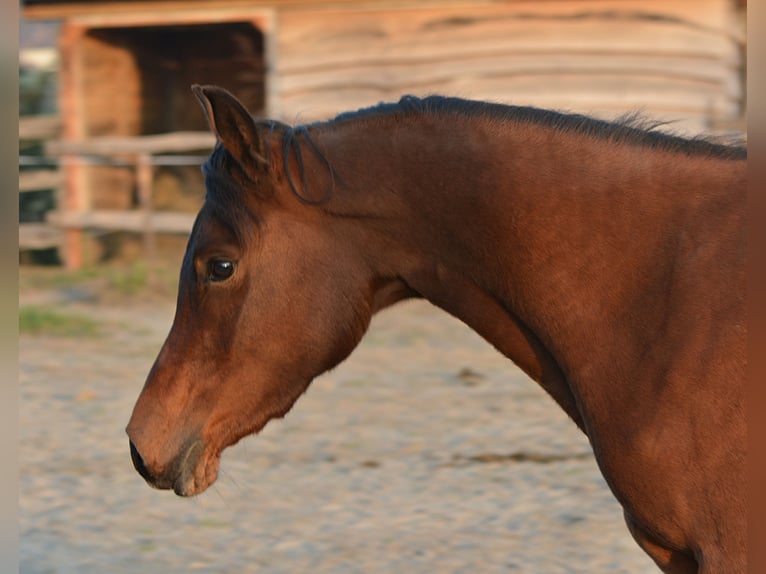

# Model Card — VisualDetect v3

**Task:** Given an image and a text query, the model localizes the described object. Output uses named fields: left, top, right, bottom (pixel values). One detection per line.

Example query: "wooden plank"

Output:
left=26, top=3, right=274, bottom=28
left=280, top=53, right=740, bottom=99
left=280, top=75, right=740, bottom=124
left=280, top=30, right=737, bottom=75
left=19, top=116, right=61, bottom=140
left=45, top=132, right=216, bottom=156
left=23, top=0, right=501, bottom=20
left=136, top=154, right=157, bottom=264
left=19, top=224, right=61, bottom=251
left=60, top=22, right=87, bottom=270
left=279, top=3, right=739, bottom=72
left=23, top=0, right=738, bottom=32
left=47, top=210, right=197, bottom=234
left=275, top=1, right=742, bottom=128
left=710, top=116, right=747, bottom=133
left=19, top=171, right=63, bottom=193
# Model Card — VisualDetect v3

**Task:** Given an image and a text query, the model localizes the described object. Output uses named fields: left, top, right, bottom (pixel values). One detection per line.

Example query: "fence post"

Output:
left=136, top=153, right=156, bottom=280
left=59, top=22, right=86, bottom=270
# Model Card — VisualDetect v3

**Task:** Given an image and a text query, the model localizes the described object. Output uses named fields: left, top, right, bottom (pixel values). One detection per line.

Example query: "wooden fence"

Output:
left=19, top=115, right=213, bottom=268
left=19, top=115, right=63, bottom=252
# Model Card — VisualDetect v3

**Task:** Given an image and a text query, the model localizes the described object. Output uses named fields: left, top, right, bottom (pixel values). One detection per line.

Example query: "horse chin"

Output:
left=172, top=440, right=221, bottom=497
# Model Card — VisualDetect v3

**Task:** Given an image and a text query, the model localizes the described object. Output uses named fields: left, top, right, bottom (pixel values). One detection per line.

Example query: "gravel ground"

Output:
left=19, top=290, right=659, bottom=573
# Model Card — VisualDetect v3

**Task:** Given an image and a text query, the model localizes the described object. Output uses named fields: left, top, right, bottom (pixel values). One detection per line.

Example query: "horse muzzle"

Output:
left=128, top=436, right=215, bottom=496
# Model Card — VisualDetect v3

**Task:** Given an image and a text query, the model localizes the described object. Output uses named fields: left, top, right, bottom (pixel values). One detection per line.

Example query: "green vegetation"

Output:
left=19, top=259, right=182, bottom=339
left=19, top=260, right=180, bottom=301
left=19, top=305, right=101, bottom=337
left=18, top=265, right=101, bottom=292
left=106, top=262, right=149, bottom=296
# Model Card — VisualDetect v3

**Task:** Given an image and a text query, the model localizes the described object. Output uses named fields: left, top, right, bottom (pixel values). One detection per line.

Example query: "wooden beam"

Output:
left=25, top=2, right=276, bottom=28
left=59, top=21, right=86, bottom=270
left=45, top=132, right=216, bottom=156
left=19, top=171, right=64, bottom=193
left=46, top=210, right=197, bottom=234
left=19, top=224, right=61, bottom=251
left=19, top=116, right=61, bottom=140
left=22, top=0, right=463, bottom=20
left=136, top=154, right=157, bottom=267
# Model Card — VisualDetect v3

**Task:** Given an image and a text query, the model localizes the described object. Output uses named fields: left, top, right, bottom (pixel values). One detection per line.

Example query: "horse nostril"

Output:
left=129, top=440, right=153, bottom=483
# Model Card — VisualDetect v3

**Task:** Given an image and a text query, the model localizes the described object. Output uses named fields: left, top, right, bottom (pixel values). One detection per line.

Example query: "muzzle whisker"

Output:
left=219, top=467, right=244, bottom=494
left=209, top=482, right=232, bottom=511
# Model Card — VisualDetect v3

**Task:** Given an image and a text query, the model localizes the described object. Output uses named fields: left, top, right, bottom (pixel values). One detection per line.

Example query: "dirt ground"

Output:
left=19, top=274, right=659, bottom=573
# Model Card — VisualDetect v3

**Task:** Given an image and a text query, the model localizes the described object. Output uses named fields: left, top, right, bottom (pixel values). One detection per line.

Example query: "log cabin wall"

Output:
left=275, top=0, right=744, bottom=132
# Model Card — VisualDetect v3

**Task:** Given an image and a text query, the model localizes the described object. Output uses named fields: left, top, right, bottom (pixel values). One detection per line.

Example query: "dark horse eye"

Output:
left=208, top=259, right=235, bottom=282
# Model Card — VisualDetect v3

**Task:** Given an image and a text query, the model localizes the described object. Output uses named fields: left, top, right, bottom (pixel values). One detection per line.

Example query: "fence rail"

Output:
left=46, top=210, right=197, bottom=234
left=19, top=115, right=213, bottom=267
left=19, top=115, right=60, bottom=140
left=19, top=115, right=64, bottom=252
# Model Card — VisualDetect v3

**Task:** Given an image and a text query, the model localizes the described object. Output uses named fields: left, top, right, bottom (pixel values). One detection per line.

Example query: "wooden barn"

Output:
left=22, top=0, right=746, bottom=268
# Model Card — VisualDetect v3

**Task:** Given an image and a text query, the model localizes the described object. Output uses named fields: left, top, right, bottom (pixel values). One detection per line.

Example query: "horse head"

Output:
left=126, top=86, right=402, bottom=495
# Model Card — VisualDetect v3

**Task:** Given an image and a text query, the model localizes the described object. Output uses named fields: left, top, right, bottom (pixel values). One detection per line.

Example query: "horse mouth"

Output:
left=129, top=436, right=221, bottom=497
left=172, top=440, right=222, bottom=497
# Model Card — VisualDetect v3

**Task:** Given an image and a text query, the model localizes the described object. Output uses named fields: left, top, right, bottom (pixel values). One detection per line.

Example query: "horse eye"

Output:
left=207, top=259, right=235, bottom=282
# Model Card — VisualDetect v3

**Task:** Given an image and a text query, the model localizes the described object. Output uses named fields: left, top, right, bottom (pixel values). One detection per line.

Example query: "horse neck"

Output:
left=314, top=113, right=744, bottom=400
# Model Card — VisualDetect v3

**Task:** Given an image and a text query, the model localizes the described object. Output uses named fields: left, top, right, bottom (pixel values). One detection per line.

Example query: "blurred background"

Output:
left=19, top=1, right=747, bottom=573
left=20, top=0, right=746, bottom=273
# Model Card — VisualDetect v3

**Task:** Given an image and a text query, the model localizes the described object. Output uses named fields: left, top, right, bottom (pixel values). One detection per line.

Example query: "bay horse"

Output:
left=127, top=85, right=746, bottom=573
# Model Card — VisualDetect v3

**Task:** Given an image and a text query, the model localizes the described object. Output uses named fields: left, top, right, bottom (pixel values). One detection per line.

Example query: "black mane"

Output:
left=329, top=95, right=746, bottom=161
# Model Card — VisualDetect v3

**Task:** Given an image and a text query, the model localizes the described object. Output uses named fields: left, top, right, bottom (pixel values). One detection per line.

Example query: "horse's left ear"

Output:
left=191, top=84, right=269, bottom=171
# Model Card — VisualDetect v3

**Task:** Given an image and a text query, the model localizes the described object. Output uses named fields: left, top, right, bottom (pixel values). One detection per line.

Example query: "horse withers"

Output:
left=126, top=85, right=746, bottom=573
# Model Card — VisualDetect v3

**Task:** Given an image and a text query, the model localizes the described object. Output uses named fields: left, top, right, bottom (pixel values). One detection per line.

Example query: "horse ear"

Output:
left=191, top=84, right=269, bottom=170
